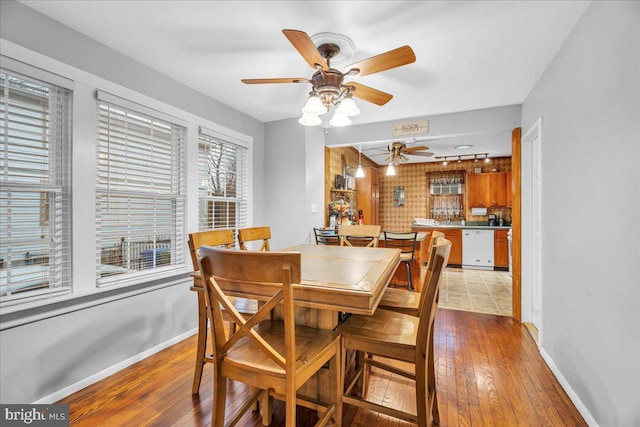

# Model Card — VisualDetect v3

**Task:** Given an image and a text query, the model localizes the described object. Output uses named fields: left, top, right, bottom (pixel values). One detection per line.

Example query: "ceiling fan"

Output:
left=369, top=142, right=434, bottom=165
left=241, top=29, right=416, bottom=126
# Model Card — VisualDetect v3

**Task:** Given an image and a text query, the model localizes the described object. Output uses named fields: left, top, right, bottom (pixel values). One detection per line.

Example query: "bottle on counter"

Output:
left=358, top=210, right=364, bottom=225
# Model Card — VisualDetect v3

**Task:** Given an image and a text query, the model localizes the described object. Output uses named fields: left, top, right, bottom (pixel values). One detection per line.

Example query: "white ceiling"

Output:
left=19, top=0, right=590, bottom=163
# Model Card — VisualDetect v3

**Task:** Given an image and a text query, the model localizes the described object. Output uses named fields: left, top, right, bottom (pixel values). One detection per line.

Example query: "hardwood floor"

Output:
left=58, top=309, right=586, bottom=426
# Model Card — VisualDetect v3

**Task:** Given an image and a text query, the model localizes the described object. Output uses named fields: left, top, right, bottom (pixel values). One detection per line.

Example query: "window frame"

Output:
left=95, top=92, right=188, bottom=288
left=197, top=126, right=250, bottom=238
left=0, top=65, right=73, bottom=306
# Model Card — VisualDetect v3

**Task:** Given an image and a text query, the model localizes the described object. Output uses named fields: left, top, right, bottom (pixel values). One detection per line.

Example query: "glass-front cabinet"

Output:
left=428, top=171, right=465, bottom=221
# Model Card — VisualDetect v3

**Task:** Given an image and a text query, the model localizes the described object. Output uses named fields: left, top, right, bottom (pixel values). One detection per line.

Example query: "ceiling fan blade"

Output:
left=348, top=82, right=393, bottom=106
left=408, top=152, right=434, bottom=157
left=404, top=145, right=429, bottom=153
left=242, top=78, right=308, bottom=84
left=282, top=29, right=329, bottom=71
left=345, top=45, right=416, bottom=77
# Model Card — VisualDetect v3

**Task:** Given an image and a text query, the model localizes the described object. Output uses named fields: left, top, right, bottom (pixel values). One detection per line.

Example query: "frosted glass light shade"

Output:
left=335, top=95, right=360, bottom=116
left=329, top=112, right=351, bottom=127
left=386, top=163, right=396, bottom=176
left=356, top=164, right=365, bottom=177
left=298, top=113, right=321, bottom=126
left=302, top=94, right=327, bottom=115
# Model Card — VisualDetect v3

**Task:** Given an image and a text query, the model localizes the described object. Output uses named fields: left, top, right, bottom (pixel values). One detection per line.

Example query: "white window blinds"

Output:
left=198, top=131, right=248, bottom=237
left=0, top=69, right=72, bottom=300
left=96, top=97, right=186, bottom=284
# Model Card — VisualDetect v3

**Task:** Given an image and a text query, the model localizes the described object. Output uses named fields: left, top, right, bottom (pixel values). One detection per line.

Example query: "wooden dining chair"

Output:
left=378, top=231, right=448, bottom=317
left=238, top=226, right=271, bottom=251
left=198, top=247, right=342, bottom=427
left=314, top=227, right=340, bottom=245
left=336, top=238, right=451, bottom=427
left=383, top=231, right=418, bottom=290
left=425, top=230, right=445, bottom=266
left=187, top=230, right=257, bottom=395
left=337, top=224, right=381, bottom=248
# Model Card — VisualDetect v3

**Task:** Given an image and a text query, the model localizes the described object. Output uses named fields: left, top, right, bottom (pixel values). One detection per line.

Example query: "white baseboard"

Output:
left=33, top=328, right=198, bottom=404
left=538, top=346, right=599, bottom=427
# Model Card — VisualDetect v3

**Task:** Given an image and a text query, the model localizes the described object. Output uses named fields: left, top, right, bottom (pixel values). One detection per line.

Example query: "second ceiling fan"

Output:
left=242, top=29, right=416, bottom=126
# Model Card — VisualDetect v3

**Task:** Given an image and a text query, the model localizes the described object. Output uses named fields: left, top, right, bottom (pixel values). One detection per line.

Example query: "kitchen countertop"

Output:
left=412, top=224, right=512, bottom=231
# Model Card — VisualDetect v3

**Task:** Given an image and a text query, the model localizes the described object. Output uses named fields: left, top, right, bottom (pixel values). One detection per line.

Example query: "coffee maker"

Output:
left=488, top=214, right=497, bottom=226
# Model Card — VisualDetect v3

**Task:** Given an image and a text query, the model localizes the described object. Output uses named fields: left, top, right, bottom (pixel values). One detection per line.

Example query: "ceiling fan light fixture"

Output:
left=386, top=162, right=396, bottom=176
left=301, top=93, right=328, bottom=115
left=329, top=112, right=351, bottom=127
left=298, top=112, right=321, bottom=126
left=335, top=93, right=360, bottom=116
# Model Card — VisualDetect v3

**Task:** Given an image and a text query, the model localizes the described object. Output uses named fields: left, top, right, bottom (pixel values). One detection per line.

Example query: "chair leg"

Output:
left=432, top=390, right=440, bottom=425
left=406, top=261, right=413, bottom=291
left=192, top=293, right=208, bottom=394
left=331, top=346, right=342, bottom=426
left=285, top=388, right=296, bottom=427
left=259, top=390, right=272, bottom=426
left=212, top=368, right=227, bottom=427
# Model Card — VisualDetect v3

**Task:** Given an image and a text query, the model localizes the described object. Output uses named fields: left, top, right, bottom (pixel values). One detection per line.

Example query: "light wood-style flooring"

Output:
left=58, top=309, right=586, bottom=426
left=439, top=268, right=513, bottom=317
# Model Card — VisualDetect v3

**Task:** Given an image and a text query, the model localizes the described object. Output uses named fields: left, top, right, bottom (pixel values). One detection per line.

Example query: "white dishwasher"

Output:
left=462, top=229, right=494, bottom=270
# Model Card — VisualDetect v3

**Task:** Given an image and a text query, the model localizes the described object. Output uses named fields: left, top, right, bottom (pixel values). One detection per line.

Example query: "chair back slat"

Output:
left=383, top=231, right=418, bottom=257
left=314, top=227, right=339, bottom=245
left=198, top=247, right=300, bottom=369
left=416, top=238, right=451, bottom=352
left=338, top=224, right=381, bottom=247
left=426, top=230, right=445, bottom=263
left=238, top=226, right=272, bottom=251
left=188, top=229, right=235, bottom=271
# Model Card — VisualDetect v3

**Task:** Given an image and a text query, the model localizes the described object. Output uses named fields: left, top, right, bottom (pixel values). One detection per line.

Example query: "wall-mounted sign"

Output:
left=392, top=120, right=429, bottom=136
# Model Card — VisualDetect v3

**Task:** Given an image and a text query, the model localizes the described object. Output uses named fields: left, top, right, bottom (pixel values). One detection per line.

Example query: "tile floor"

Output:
left=438, top=267, right=513, bottom=316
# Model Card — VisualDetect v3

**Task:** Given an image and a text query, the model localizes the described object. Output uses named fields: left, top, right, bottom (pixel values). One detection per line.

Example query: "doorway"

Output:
left=522, top=118, right=543, bottom=340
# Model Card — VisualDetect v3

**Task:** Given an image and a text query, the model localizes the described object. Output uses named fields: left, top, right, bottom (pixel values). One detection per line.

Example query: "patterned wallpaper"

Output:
left=379, top=157, right=512, bottom=231
left=326, top=148, right=512, bottom=231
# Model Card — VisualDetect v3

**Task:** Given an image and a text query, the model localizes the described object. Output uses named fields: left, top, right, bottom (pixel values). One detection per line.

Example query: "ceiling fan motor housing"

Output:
left=311, top=69, right=345, bottom=107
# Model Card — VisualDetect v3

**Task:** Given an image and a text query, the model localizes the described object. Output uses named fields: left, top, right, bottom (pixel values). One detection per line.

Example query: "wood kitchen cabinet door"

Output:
left=356, top=167, right=380, bottom=225
left=467, top=173, right=488, bottom=207
left=505, top=171, right=512, bottom=207
left=488, top=173, right=506, bottom=207
left=468, top=172, right=508, bottom=207
left=436, top=228, right=462, bottom=265
left=494, top=229, right=509, bottom=267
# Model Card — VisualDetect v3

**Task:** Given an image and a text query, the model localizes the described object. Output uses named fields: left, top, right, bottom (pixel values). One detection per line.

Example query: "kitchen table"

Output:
left=190, top=244, right=401, bottom=403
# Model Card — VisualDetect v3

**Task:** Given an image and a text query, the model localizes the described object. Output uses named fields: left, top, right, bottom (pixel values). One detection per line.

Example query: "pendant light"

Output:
left=386, top=162, right=396, bottom=176
left=355, top=145, right=365, bottom=178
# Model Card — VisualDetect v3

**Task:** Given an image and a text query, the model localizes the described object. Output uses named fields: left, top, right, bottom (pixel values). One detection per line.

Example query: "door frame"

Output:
left=520, top=118, right=543, bottom=340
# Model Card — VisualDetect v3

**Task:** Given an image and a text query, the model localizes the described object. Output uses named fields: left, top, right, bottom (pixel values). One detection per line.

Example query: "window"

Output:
left=0, top=69, right=72, bottom=301
left=96, top=95, right=186, bottom=284
left=198, top=129, right=249, bottom=237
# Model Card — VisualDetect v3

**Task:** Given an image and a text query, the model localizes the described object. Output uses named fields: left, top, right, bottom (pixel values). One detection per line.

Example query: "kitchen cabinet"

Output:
left=505, top=171, right=512, bottom=207
left=467, top=172, right=508, bottom=207
left=494, top=229, right=509, bottom=268
left=413, top=227, right=462, bottom=265
left=356, top=167, right=380, bottom=225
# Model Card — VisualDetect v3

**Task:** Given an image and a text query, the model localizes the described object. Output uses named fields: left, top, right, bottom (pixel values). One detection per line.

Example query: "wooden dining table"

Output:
left=191, top=243, right=401, bottom=330
left=190, top=243, right=401, bottom=406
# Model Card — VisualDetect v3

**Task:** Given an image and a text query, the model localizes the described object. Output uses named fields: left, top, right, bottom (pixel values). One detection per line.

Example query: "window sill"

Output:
left=0, top=269, right=192, bottom=331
